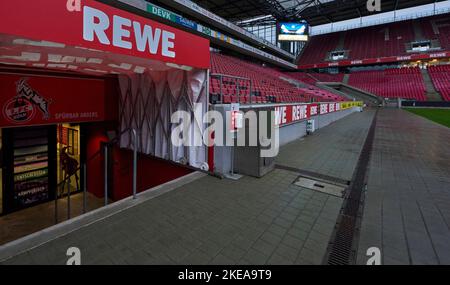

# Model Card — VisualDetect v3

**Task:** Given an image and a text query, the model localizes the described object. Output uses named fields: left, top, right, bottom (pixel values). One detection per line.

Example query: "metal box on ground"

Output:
left=233, top=107, right=276, bottom=178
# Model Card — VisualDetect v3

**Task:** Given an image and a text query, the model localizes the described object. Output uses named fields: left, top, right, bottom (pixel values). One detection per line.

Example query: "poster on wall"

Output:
left=0, top=74, right=105, bottom=128
left=12, top=128, right=50, bottom=207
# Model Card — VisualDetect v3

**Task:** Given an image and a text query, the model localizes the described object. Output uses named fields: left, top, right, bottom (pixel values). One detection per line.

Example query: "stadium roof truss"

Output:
left=191, top=0, right=447, bottom=26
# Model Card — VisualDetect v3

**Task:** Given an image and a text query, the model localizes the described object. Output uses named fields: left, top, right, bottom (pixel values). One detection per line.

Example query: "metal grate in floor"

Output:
left=294, top=177, right=346, bottom=198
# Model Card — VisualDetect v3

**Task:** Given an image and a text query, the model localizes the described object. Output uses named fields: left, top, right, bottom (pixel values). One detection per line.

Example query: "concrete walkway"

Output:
left=357, top=109, right=450, bottom=265
left=5, top=109, right=449, bottom=265
left=0, top=109, right=392, bottom=265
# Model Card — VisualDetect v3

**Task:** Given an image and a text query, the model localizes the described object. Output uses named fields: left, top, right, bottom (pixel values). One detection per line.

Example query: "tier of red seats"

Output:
left=297, top=33, right=340, bottom=65
left=345, top=21, right=415, bottom=60
left=428, top=64, right=450, bottom=101
left=310, top=73, right=344, bottom=83
left=210, top=53, right=346, bottom=104
left=298, top=14, right=450, bottom=65
left=347, top=67, right=426, bottom=100
left=283, top=73, right=317, bottom=85
left=421, top=15, right=450, bottom=51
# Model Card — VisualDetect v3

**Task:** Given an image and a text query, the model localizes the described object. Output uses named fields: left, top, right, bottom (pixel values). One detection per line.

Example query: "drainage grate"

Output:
left=324, top=110, right=378, bottom=265
left=294, top=177, right=346, bottom=198
left=276, top=164, right=350, bottom=186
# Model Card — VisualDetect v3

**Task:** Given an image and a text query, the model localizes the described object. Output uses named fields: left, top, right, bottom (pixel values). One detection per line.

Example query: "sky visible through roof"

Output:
left=309, top=0, right=450, bottom=35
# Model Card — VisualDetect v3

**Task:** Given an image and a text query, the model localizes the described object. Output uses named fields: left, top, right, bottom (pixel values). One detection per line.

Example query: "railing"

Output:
left=210, top=74, right=254, bottom=104
left=54, top=128, right=139, bottom=224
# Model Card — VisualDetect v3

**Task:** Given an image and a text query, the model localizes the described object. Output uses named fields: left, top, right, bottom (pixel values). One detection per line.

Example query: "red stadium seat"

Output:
left=348, top=67, right=427, bottom=101
left=210, top=53, right=346, bottom=105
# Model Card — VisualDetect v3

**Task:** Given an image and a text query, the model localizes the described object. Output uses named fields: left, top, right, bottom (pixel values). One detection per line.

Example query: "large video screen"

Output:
left=277, top=22, right=309, bottom=42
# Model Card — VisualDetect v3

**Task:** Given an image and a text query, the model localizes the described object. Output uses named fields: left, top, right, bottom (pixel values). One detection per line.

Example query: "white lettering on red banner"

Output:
left=274, top=106, right=287, bottom=125
left=83, top=6, right=176, bottom=58
left=320, top=104, right=328, bottom=115
left=0, top=0, right=210, bottom=69
left=309, top=105, right=318, bottom=116
left=292, top=105, right=307, bottom=121
left=329, top=103, right=335, bottom=113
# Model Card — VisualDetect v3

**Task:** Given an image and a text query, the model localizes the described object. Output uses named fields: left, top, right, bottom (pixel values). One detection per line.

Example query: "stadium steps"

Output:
left=336, top=32, right=346, bottom=50
left=319, top=82, right=382, bottom=106
left=413, top=20, right=425, bottom=41
left=307, top=73, right=319, bottom=82
left=343, top=73, right=350, bottom=85
left=421, top=69, right=443, bottom=101
left=315, top=82, right=354, bottom=100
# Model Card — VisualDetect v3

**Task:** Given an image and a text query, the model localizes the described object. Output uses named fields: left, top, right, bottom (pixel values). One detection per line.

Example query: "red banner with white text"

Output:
left=0, top=0, right=210, bottom=69
left=274, top=102, right=360, bottom=126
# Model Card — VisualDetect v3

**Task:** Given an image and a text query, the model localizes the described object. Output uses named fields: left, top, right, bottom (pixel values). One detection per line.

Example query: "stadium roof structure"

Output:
left=188, top=0, right=447, bottom=26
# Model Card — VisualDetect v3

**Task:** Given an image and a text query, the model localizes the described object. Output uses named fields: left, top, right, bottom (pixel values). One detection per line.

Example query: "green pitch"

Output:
left=404, top=108, right=450, bottom=128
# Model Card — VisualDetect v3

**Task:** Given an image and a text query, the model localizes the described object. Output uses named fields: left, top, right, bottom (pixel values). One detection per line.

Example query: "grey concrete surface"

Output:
left=0, top=109, right=376, bottom=265
left=357, top=109, right=450, bottom=265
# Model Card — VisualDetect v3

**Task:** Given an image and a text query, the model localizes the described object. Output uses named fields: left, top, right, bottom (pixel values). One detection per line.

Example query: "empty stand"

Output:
left=345, top=21, right=414, bottom=60
left=348, top=67, right=426, bottom=100
left=298, top=33, right=341, bottom=65
left=210, top=53, right=345, bottom=104
left=299, top=14, right=450, bottom=65
left=421, top=15, right=450, bottom=51
left=284, top=72, right=317, bottom=85
left=310, top=73, right=345, bottom=83
left=428, top=64, right=450, bottom=101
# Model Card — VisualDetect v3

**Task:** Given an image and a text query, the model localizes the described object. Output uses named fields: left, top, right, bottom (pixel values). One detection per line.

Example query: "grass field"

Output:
left=404, top=108, right=450, bottom=128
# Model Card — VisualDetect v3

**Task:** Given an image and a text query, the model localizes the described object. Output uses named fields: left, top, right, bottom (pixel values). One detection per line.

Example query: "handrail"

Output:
left=210, top=73, right=254, bottom=104
left=210, top=73, right=250, bottom=81
left=54, top=127, right=134, bottom=223
left=56, top=127, right=133, bottom=190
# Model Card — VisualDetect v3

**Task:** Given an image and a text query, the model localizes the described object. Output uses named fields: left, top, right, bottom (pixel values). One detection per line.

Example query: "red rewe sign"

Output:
left=0, top=0, right=210, bottom=69
left=274, top=103, right=322, bottom=126
left=0, top=74, right=105, bottom=128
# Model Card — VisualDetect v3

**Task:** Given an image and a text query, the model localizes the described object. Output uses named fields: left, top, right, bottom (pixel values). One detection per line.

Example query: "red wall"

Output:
left=85, top=124, right=109, bottom=198
left=84, top=77, right=119, bottom=198
left=111, top=146, right=193, bottom=201
left=104, top=77, right=120, bottom=122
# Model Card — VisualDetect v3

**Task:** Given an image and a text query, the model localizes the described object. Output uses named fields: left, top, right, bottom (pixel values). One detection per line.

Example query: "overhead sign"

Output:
left=0, top=0, right=210, bottom=69
left=118, top=0, right=297, bottom=69
left=277, top=22, right=309, bottom=42
left=169, top=0, right=294, bottom=59
left=0, top=74, right=105, bottom=127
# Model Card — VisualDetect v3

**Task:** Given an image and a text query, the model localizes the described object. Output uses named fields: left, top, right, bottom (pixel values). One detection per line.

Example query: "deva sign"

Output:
left=83, top=6, right=176, bottom=58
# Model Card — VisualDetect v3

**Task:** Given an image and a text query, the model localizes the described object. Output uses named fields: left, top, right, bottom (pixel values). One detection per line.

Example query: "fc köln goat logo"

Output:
left=3, top=78, right=51, bottom=124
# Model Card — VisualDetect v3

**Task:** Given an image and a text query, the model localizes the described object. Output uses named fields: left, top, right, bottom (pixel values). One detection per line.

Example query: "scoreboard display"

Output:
left=277, top=21, right=309, bottom=42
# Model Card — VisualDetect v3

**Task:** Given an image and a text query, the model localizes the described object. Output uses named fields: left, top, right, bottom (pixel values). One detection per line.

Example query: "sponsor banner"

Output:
left=146, top=3, right=177, bottom=22
left=147, top=2, right=198, bottom=30
left=309, top=104, right=319, bottom=117
left=170, top=0, right=294, bottom=59
left=274, top=102, right=362, bottom=126
left=119, top=0, right=296, bottom=68
left=0, top=74, right=105, bottom=127
left=0, top=0, right=210, bottom=69
left=175, top=17, right=198, bottom=30
left=274, top=103, right=319, bottom=126
left=340, top=101, right=363, bottom=110
left=298, top=51, right=450, bottom=69
left=320, top=103, right=329, bottom=115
